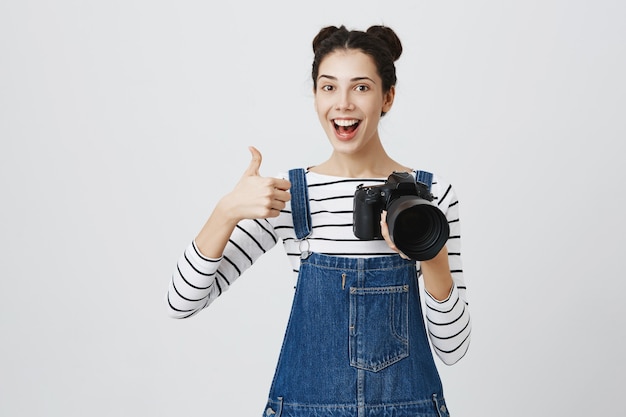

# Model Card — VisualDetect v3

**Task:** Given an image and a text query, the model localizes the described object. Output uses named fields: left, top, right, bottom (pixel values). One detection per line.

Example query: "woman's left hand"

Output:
left=381, top=210, right=453, bottom=300
left=380, top=211, right=411, bottom=260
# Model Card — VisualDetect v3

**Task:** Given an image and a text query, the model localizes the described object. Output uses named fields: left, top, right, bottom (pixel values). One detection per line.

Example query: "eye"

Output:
left=355, top=84, right=370, bottom=92
left=320, top=84, right=334, bottom=92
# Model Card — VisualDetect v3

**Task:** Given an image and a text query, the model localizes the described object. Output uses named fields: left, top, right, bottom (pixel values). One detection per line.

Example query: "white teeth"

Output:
left=334, top=119, right=359, bottom=127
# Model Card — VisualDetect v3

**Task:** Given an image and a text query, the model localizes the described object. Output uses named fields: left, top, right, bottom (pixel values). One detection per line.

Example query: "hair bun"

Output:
left=366, top=25, right=403, bottom=61
left=312, top=25, right=345, bottom=54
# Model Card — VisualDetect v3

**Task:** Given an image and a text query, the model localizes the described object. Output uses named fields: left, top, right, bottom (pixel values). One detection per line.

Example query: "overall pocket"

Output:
left=349, top=284, right=409, bottom=372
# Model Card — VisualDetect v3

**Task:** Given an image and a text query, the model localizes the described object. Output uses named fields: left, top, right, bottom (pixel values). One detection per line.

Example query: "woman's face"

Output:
left=314, top=49, right=394, bottom=156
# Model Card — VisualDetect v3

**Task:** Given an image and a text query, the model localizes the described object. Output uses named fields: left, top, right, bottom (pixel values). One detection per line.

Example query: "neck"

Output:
left=312, top=148, right=410, bottom=178
left=330, top=153, right=390, bottom=178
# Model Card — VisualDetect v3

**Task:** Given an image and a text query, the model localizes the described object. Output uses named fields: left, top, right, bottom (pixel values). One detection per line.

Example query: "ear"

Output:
left=381, top=85, right=395, bottom=114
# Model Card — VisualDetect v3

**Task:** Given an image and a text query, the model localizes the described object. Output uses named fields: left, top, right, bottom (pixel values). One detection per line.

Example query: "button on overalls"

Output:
left=262, top=169, right=450, bottom=417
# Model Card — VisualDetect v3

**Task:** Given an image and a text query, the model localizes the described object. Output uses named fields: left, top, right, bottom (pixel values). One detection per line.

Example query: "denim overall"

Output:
left=262, top=169, right=450, bottom=417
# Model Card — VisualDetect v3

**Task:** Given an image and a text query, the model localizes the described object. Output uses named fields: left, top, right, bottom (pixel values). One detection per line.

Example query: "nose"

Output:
left=335, top=90, right=355, bottom=111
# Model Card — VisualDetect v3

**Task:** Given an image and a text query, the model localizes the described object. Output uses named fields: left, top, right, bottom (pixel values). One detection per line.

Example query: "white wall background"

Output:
left=1, top=1, right=624, bottom=416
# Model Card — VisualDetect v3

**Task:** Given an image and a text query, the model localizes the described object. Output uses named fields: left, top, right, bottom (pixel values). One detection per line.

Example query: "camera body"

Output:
left=353, top=171, right=449, bottom=261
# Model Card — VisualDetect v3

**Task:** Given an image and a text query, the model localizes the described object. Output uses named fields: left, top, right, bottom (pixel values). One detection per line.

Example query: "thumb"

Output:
left=243, top=146, right=262, bottom=177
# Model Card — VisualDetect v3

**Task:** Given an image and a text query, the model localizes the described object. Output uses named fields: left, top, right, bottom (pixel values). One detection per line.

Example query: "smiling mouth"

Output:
left=333, top=119, right=360, bottom=135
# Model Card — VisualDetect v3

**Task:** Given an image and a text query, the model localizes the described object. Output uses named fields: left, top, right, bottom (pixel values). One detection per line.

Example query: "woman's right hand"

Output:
left=195, top=146, right=291, bottom=259
left=220, top=146, right=291, bottom=223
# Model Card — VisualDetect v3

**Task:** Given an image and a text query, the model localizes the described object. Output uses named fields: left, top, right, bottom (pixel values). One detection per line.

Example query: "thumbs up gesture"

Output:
left=224, top=146, right=292, bottom=222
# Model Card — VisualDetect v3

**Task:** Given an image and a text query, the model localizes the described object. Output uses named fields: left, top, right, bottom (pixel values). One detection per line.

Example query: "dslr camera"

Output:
left=353, top=171, right=449, bottom=261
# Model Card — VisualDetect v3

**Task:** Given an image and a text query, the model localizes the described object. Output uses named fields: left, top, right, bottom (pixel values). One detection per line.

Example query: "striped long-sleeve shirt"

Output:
left=167, top=170, right=471, bottom=365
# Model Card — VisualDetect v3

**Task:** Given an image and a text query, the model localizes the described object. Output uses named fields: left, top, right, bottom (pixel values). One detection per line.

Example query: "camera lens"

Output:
left=387, top=196, right=449, bottom=261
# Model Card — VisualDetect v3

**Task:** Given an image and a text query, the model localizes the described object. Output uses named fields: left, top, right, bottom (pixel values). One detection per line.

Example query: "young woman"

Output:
left=167, top=25, right=471, bottom=417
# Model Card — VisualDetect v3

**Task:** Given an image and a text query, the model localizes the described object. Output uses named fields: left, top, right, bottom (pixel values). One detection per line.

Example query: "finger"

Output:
left=273, top=188, right=292, bottom=203
left=243, top=146, right=262, bottom=177
left=269, top=198, right=288, bottom=212
left=380, top=211, right=391, bottom=241
left=380, top=212, right=406, bottom=258
left=271, top=178, right=292, bottom=192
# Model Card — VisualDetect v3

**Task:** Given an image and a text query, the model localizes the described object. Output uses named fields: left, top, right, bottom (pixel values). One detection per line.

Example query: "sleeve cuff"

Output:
left=191, top=239, right=222, bottom=262
left=425, top=283, right=458, bottom=308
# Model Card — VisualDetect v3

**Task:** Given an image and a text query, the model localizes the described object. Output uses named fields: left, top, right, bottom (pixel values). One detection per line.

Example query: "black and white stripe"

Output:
left=167, top=170, right=471, bottom=365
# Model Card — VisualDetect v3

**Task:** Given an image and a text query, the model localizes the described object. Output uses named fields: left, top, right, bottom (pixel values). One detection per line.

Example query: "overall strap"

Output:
left=288, top=168, right=312, bottom=240
left=414, top=170, right=433, bottom=191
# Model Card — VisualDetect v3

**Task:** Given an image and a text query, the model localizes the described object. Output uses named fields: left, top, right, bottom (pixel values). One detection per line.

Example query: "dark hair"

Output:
left=311, top=25, right=403, bottom=94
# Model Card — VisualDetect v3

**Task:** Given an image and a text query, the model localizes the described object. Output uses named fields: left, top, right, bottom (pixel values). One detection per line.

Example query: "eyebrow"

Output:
left=317, top=75, right=377, bottom=84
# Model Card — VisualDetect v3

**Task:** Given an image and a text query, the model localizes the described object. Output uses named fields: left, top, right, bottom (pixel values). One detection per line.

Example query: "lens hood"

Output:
left=386, top=196, right=450, bottom=261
